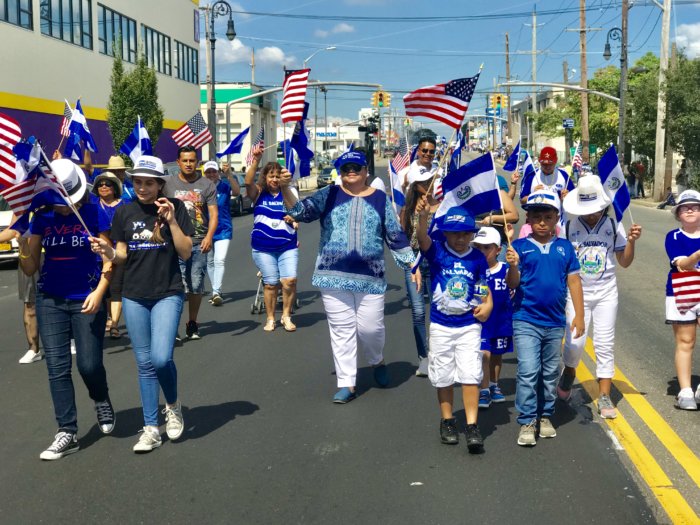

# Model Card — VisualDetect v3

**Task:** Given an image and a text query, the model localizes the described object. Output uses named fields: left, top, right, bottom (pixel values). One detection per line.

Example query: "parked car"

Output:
left=317, top=167, right=336, bottom=188
left=0, top=197, right=19, bottom=262
left=230, top=173, right=255, bottom=216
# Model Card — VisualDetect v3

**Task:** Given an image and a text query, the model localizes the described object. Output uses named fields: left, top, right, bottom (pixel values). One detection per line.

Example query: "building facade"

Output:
left=511, top=88, right=568, bottom=160
left=0, top=0, right=200, bottom=163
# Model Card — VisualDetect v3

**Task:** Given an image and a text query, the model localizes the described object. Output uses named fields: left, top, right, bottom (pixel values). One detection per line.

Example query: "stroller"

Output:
left=251, top=271, right=301, bottom=314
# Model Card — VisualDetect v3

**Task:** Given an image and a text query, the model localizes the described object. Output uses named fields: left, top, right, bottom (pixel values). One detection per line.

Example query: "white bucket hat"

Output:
left=50, top=159, right=87, bottom=205
left=563, top=175, right=611, bottom=216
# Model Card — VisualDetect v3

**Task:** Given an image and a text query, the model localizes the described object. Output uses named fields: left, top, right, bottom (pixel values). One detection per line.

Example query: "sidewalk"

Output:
left=631, top=197, right=669, bottom=209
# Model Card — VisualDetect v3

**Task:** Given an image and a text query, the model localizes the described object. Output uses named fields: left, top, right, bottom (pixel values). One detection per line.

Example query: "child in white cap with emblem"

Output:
left=558, top=175, right=642, bottom=419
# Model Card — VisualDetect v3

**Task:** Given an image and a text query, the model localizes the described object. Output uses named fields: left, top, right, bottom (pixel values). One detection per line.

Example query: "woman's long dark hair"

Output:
left=151, top=179, right=167, bottom=244
left=401, top=182, right=425, bottom=242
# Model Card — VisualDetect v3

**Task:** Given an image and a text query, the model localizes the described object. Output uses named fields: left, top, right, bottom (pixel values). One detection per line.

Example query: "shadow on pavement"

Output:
left=177, top=400, right=260, bottom=442
left=355, top=360, right=414, bottom=393
left=288, top=311, right=327, bottom=329
left=198, top=320, right=259, bottom=336
left=666, top=374, right=700, bottom=397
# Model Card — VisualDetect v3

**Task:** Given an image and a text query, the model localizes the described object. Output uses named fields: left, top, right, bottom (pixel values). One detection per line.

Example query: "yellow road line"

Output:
left=584, top=340, right=700, bottom=489
left=576, top=362, right=699, bottom=524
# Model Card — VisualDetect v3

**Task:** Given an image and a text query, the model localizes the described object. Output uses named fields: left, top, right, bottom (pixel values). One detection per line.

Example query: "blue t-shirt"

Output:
left=481, top=262, right=513, bottom=338
left=665, top=228, right=700, bottom=296
left=512, top=236, right=581, bottom=327
left=31, top=203, right=111, bottom=300
left=213, top=178, right=233, bottom=241
left=98, top=200, right=127, bottom=226
left=424, top=242, right=489, bottom=328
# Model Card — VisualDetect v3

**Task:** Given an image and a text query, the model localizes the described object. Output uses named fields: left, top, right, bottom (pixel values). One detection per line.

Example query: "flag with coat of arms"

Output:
left=597, top=144, right=631, bottom=222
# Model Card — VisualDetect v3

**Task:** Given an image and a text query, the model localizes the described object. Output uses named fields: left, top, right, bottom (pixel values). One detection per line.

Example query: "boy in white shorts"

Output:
left=558, top=175, right=642, bottom=418
left=416, top=197, right=493, bottom=453
left=664, top=190, right=700, bottom=410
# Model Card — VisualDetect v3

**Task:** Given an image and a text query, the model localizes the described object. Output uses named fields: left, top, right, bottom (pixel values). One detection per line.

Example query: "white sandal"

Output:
left=281, top=316, right=296, bottom=332
left=263, top=318, right=276, bottom=332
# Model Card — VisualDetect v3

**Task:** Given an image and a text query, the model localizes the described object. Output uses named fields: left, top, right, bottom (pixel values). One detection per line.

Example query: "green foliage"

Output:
left=625, top=53, right=660, bottom=162
left=107, top=53, right=164, bottom=160
left=666, top=55, right=700, bottom=186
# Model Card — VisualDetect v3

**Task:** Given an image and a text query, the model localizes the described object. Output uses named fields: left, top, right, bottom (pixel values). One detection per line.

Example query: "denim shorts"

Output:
left=252, top=248, right=298, bottom=285
left=179, top=243, right=207, bottom=294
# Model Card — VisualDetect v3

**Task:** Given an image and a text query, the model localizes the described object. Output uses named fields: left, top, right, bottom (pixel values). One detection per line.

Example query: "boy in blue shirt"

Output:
left=416, top=197, right=493, bottom=453
left=505, top=190, right=584, bottom=447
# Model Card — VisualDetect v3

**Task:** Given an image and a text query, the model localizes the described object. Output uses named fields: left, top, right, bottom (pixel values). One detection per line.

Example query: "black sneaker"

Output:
left=465, top=424, right=484, bottom=453
left=40, top=431, right=79, bottom=460
left=440, top=418, right=459, bottom=445
left=185, top=321, right=200, bottom=340
left=95, top=398, right=115, bottom=434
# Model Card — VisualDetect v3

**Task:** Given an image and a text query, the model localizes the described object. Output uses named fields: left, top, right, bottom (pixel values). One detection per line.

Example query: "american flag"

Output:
left=0, top=112, right=22, bottom=188
left=671, top=271, right=700, bottom=314
left=572, top=142, right=583, bottom=172
left=280, top=69, right=310, bottom=123
left=391, top=138, right=410, bottom=173
left=433, top=176, right=444, bottom=201
left=403, top=73, right=480, bottom=129
left=245, top=127, right=265, bottom=166
left=59, top=100, right=73, bottom=137
left=172, top=112, right=212, bottom=149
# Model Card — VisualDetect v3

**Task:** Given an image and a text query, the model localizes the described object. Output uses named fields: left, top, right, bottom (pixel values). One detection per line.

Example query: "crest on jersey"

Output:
left=446, top=277, right=468, bottom=299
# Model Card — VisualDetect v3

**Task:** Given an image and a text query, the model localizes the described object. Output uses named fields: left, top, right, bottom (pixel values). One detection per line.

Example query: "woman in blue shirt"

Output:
left=19, top=159, right=115, bottom=461
left=281, top=151, right=416, bottom=403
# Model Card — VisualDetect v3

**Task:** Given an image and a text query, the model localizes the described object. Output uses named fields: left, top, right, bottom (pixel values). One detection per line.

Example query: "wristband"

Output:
left=106, top=248, right=116, bottom=262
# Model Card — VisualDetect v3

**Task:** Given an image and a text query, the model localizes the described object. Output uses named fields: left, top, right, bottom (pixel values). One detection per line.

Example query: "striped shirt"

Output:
left=251, top=188, right=298, bottom=253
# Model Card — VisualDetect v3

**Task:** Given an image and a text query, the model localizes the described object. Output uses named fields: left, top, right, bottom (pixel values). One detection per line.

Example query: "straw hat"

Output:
left=91, top=172, right=123, bottom=198
left=103, top=155, right=127, bottom=172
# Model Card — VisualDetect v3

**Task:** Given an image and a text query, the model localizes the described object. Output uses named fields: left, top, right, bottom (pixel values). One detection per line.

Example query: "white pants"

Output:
left=321, top=290, right=385, bottom=388
left=206, top=238, right=231, bottom=295
left=428, top=323, right=483, bottom=388
left=563, top=278, right=618, bottom=379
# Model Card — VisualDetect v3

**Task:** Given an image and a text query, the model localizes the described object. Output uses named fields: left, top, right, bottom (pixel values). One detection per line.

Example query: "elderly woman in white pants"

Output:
left=280, top=150, right=416, bottom=403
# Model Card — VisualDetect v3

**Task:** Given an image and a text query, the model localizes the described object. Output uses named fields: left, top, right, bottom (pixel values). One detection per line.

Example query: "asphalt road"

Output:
left=0, top=160, right=686, bottom=524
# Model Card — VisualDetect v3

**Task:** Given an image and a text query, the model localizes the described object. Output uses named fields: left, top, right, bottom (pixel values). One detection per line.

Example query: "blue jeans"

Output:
left=206, top=238, right=231, bottom=295
left=179, top=244, right=207, bottom=295
left=513, top=320, right=564, bottom=425
left=36, top=292, right=109, bottom=434
left=122, top=294, right=184, bottom=427
left=403, top=262, right=430, bottom=359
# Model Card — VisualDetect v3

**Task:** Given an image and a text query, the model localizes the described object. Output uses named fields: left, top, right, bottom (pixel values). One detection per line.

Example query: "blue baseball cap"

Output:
left=523, top=189, right=560, bottom=211
left=439, top=207, right=478, bottom=232
left=334, top=151, right=367, bottom=170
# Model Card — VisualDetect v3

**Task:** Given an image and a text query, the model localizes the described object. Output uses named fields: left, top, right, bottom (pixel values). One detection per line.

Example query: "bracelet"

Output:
left=19, top=251, right=32, bottom=260
left=105, top=248, right=116, bottom=262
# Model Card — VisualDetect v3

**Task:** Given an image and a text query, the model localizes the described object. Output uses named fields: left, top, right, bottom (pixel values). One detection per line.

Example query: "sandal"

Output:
left=280, top=316, right=296, bottom=332
left=110, top=327, right=122, bottom=339
left=263, top=319, right=276, bottom=332
left=105, top=319, right=112, bottom=333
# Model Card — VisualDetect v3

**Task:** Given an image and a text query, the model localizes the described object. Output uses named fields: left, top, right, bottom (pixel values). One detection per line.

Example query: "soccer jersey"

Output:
left=481, top=262, right=513, bottom=338
left=424, top=242, right=489, bottom=328
left=564, top=215, right=627, bottom=285
left=251, top=188, right=298, bottom=253
left=520, top=167, right=573, bottom=200
left=665, top=228, right=700, bottom=296
left=512, top=236, right=581, bottom=327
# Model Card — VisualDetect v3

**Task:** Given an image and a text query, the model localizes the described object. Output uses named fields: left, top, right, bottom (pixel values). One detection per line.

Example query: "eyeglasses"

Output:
left=97, top=182, right=113, bottom=188
left=420, top=149, right=436, bottom=155
left=679, top=204, right=700, bottom=213
left=340, top=163, right=364, bottom=174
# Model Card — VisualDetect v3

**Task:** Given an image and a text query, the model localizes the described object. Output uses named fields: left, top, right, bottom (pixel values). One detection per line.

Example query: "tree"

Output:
left=666, top=55, right=700, bottom=187
left=107, top=51, right=164, bottom=159
left=625, top=53, right=660, bottom=163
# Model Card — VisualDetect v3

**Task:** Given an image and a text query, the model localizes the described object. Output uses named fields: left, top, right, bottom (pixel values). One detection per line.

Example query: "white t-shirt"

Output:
left=562, top=215, right=627, bottom=284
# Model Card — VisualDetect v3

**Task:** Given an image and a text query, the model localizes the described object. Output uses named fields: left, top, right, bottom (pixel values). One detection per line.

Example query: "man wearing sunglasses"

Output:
left=405, top=137, right=442, bottom=194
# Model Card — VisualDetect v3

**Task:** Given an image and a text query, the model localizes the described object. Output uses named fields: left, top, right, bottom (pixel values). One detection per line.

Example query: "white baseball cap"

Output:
left=471, top=227, right=501, bottom=247
left=203, top=161, right=219, bottom=172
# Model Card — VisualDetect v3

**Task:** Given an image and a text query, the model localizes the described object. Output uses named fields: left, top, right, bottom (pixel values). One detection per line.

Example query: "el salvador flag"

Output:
left=280, top=139, right=296, bottom=176
left=388, top=161, right=405, bottom=215
left=448, top=145, right=461, bottom=174
left=217, top=126, right=250, bottom=158
left=64, top=100, right=98, bottom=162
left=518, top=150, right=538, bottom=199
left=503, top=140, right=521, bottom=172
left=598, top=144, right=631, bottom=221
left=120, top=117, right=152, bottom=163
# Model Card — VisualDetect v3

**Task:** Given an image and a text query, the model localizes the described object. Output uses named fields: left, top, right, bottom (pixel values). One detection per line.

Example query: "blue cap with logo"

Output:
left=334, top=150, right=367, bottom=170
left=438, top=207, right=479, bottom=232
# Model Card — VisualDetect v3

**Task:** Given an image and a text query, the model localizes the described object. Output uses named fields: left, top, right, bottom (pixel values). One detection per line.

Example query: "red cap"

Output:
left=538, top=146, right=558, bottom=165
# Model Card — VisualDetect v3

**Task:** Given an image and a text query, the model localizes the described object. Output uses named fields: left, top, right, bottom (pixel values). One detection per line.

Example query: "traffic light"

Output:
left=378, top=92, right=385, bottom=107
left=371, top=91, right=378, bottom=107
left=495, top=95, right=502, bottom=109
left=383, top=92, right=391, bottom=108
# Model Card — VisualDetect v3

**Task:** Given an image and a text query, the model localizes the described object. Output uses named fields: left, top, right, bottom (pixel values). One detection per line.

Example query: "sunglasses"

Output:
left=97, top=181, right=114, bottom=188
left=420, top=149, right=436, bottom=155
left=340, top=163, right=364, bottom=174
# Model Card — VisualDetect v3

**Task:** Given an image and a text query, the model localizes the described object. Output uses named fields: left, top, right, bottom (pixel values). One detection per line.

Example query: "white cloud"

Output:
left=314, top=23, right=355, bottom=38
left=676, top=22, right=700, bottom=58
left=204, top=38, right=296, bottom=69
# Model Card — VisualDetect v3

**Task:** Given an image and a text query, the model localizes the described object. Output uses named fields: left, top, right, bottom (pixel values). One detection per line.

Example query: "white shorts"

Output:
left=665, top=296, right=700, bottom=324
left=428, top=323, right=483, bottom=388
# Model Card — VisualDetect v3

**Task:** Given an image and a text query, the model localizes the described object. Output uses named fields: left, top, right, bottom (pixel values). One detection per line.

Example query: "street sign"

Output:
left=562, top=118, right=575, bottom=129
left=486, top=108, right=495, bottom=116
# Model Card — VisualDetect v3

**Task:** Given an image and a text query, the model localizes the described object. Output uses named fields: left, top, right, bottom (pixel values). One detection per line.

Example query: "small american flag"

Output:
left=280, top=69, right=310, bottom=123
left=0, top=112, right=22, bottom=188
left=433, top=176, right=444, bottom=201
left=391, top=138, right=410, bottom=173
left=572, top=142, right=583, bottom=172
left=403, top=73, right=480, bottom=129
left=172, top=112, right=212, bottom=150
left=245, top=127, right=265, bottom=166
left=672, top=271, right=700, bottom=314
left=59, top=100, right=72, bottom=137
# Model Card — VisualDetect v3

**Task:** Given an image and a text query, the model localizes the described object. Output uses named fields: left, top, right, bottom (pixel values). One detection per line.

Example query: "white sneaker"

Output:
left=163, top=402, right=184, bottom=440
left=416, top=357, right=429, bottom=377
left=676, top=388, right=698, bottom=410
left=695, top=385, right=700, bottom=404
left=19, top=349, right=43, bottom=364
left=133, top=427, right=162, bottom=453
left=70, top=339, right=76, bottom=355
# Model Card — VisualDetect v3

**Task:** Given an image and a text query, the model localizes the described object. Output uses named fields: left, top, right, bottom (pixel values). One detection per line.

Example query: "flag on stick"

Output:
left=120, top=116, right=153, bottom=163
left=245, top=127, right=265, bottom=166
left=0, top=112, right=22, bottom=188
left=388, top=160, right=405, bottom=216
left=63, top=100, right=98, bottom=162
left=59, top=100, right=73, bottom=138
left=280, top=69, right=310, bottom=123
left=403, top=73, right=480, bottom=129
left=572, top=142, right=583, bottom=173
left=217, top=126, right=250, bottom=158
left=672, top=271, right=700, bottom=314
left=392, top=138, right=410, bottom=173
left=172, top=112, right=212, bottom=149
left=503, top=140, right=521, bottom=172
left=597, top=144, right=631, bottom=222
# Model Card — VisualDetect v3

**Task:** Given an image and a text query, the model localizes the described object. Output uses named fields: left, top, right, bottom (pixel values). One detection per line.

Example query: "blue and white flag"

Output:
left=217, top=126, right=250, bottom=158
left=290, top=103, right=313, bottom=177
left=120, top=116, right=152, bottom=163
left=518, top=150, right=537, bottom=199
left=598, top=144, right=630, bottom=222
left=388, top=160, right=405, bottom=216
left=448, top=145, right=462, bottom=174
left=64, top=100, right=98, bottom=162
left=503, top=140, right=521, bottom=172
left=279, top=140, right=295, bottom=176
left=409, top=144, right=418, bottom=164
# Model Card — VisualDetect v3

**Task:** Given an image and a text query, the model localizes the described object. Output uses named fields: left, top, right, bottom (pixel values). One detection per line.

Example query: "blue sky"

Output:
left=201, top=0, right=700, bottom=135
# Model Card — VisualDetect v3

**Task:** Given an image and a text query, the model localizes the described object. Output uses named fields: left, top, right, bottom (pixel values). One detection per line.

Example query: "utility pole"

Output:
left=618, top=0, right=629, bottom=166
left=203, top=8, right=216, bottom=160
left=505, top=32, right=512, bottom=144
left=653, top=0, right=672, bottom=200
left=250, top=48, right=255, bottom=85
left=664, top=42, right=677, bottom=193
left=563, top=60, right=569, bottom=83
left=524, top=9, right=544, bottom=154
left=580, top=0, right=590, bottom=163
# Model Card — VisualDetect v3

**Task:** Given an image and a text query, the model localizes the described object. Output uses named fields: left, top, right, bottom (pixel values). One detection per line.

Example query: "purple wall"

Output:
left=0, top=106, right=179, bottom=165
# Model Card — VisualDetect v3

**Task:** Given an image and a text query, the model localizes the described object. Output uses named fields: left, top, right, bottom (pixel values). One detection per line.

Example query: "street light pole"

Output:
left=201, top=1, right=236, bottom=160
left=603, top=2, right=628, bottom=165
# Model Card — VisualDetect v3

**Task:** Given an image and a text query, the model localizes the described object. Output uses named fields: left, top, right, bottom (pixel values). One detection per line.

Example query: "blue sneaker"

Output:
left=489, top=384, right=505, bottom=403
left=333, top=388, right=356, bottom=404
left=478, top=388, right=491, bottom=409
left=373, top=364, right=390, bottom=388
